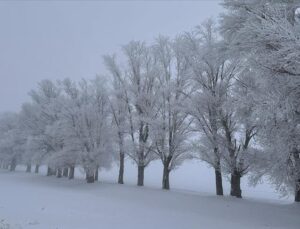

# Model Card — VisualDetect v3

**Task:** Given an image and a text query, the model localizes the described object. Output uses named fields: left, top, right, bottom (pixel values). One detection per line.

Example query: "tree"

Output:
left=58, top=77, right=115, bottom=183
left=28, top=80, right=63, bottom=176
left=120, top=41, right=158, bottom=186
left=151, top=36, right=192, bottom=190
left=218, top=70, right=258, bottom=198
left=0, top=113, right=26, bottom=171
left=185, top=20, right=230, bottom=196
left=104, top=55, right=128, bottom=184
left=221, top=0, right=300, bottom=201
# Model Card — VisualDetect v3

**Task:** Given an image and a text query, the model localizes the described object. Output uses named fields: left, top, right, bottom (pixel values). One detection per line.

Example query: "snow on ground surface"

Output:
left=0, top=167, right=300, bottom=229
left=99, top=160, right=293, bottom=202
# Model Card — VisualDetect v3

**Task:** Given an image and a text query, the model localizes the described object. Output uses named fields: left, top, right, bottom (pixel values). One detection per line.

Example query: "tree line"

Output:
left=0, top=0, right=299, bottom=202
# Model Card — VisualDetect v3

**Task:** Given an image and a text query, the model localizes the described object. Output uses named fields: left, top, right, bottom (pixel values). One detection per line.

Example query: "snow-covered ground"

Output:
left=0, top=162, right=300, bottom=229
left=100, top=160, right=292, bottom=202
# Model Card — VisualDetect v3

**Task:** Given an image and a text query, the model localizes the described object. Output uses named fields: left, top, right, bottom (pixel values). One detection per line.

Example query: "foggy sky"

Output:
left=0, top=0, right=222, bottom=113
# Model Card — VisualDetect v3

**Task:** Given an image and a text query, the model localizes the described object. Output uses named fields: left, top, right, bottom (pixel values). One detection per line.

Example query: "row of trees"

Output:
left=0, top=0, right=299, bottom=201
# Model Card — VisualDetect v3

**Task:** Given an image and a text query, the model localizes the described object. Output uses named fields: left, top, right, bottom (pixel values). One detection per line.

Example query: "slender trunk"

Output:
left=118, top=152, right=125, bottom=184
left=68, top=166, right=75, bottom=179
left=94, top=167, right=99, bottom=181
left=56, top=168, right=62, bottom=178
left=63, top=168, right=68, bottom=177
left=137, top=165, right=144, bottom=186
left=215, top=166, right=223, bottom=196
left=86, top=168, right=95, bottom=183
left=162, top=163, right=170, bottom=190
left=295, top=179, right=300, bottom=202
left=26, top=164, right=31, bottom=173
left=10, top=158, right=17, bottom=172
left=230, top=170, right=242, bottom=198
left=287, top=5, right=297, bottom=25
left=47, top=167, right=51, bottom=176
left=35, top=164, right=39, bottom=173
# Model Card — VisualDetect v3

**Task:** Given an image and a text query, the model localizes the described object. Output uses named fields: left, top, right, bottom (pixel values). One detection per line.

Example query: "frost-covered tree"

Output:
left=104, top=55, right=128, bottom=184
left=218, top=68, right=258, bottom=198
left=0, top=112, right=26, bottom=171
left=185, top=20, right=230, bottom=196
left=221, top=0, right=300, bottom=201
left=151, top=36, right=192, bottom=190
left=28, top=80, right=63, bottom=177
left=119, top=41, right=158, bottom=186
left=19, top=103, right=41, bottom=173
left=58, top=77, right=115, bottom=183
left=184, top=19, right=257, bottom=198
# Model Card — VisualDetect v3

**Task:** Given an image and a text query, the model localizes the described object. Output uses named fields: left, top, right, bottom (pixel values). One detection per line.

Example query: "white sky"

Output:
left=0, top=0, right=222, bottom=113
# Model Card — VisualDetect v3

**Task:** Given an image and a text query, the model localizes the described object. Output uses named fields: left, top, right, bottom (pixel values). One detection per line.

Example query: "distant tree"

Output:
left=0, top=113, right=26, bottom=171
left=58, top=77, right=115, bottom=183
left=28, top=80, right=62, bottom=176
left=104, top=55, right=128, bottom=184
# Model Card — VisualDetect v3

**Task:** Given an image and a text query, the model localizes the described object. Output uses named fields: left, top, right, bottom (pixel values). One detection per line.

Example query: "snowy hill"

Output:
left=0, top=170, right=299, bottom=229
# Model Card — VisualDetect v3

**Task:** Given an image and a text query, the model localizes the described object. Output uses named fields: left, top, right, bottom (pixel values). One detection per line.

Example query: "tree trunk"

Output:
left=137, top=165, right=144, bottom=186
left=56, top=168, right=62, bottom=178
left=47, top=166, right=55, bottom=176
left=26, top=164, right=31, bottom=173
left=47, top=167, right=51, bottom=176
left=86, top=170, right=95, bottom=183
left=162, top=163, right=170, bottom=190
left=118, top=152, right=125, bottom=184
left=35, top=164, right=39, bottom=173
left=63, top=168, right=68, bottom=177
left=94, top=167, right=99, bottom=181
left=215, top=167, right=223, bottom=196
left=295, top=179, right=300, bottom=202
left=69, top=166, right=75, bottom=179
left=10, top=158, right=17, bottom=172
left=287, top=5, right=297, bottom=25
left=230, top=170, right=242, bottom=198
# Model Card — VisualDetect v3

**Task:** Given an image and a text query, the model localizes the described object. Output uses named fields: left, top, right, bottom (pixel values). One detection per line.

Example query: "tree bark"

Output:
left=10, top=158, right=17, bottom=172
left=86, top=170, right=95, bottom=183
left=230, top=170, right=242, bottom=198
left=47, top=166, right=55, bottom=176
left=26, top=164, right=31, bottom=173
left=118, top=152, right=125, bottom=184
left=35, top=164, right=39, bottom=173
left=47, top=167, right=51, bottom=176
left=287, top=5, right=297, bottom=25
left=68, top=166, right=75, bottom=179
left=137, top=165, right=144, bottom=186
left=56, top=168, right=62, bottom=178
left=295, top=179, right=300, bottom=202
left=215, top=167, right=223, bottom=196
left=63, top=168, right=69, bottom=177
left=162, top=163, right=170, bottom=190
left=94, top=167, right=99, bottom=181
